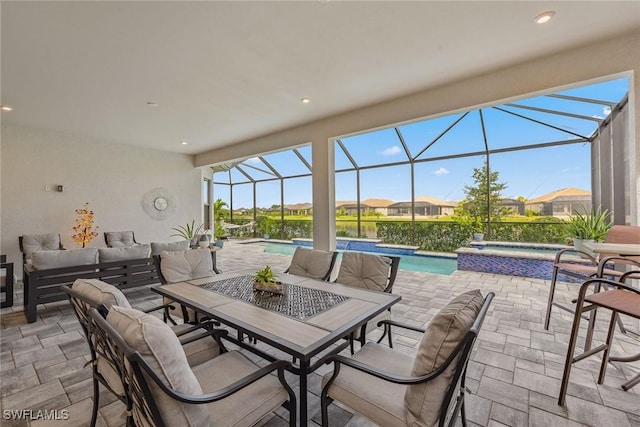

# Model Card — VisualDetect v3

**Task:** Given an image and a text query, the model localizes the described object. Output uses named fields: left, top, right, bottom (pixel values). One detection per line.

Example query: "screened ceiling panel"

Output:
left=262, top=150, right=310, bottom=177
left=495, top=106, right=597, bottom=140
left=554, top=77, right=628, bottom=104
left=213, top=170, right=231, bottom=184
left=340, top=128, right=409, bottom=167
left=398, top=114, right=464, bottom=159
left=417, top=111, right=486, bottom=160
left=482, top=108, right=589, bottom=150
left=335, top=142, right=356, bottom=170
left=509, top=96, right=607, bottom=122
left=295, top=146, right=312, bottom=166
left=237, top=159, right=278, bottom=181
left=229, top=167, right=252, bottom=184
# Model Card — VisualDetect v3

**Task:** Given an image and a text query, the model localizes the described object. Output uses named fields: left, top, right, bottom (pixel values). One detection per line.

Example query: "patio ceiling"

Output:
left=2, top=2, right=639, bottom=155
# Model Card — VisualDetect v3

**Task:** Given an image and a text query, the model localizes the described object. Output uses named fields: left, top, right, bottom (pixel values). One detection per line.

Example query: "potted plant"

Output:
left=171, top=220, right=204, bottom=248
left=253, top=265, right=283, bottom=294
left=565, top=206, right=612, bottom=258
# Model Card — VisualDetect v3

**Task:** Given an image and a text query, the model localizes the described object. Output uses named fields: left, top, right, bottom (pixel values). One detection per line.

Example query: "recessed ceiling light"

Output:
left=301, top=97, right=310, bottom=104
left=534, top=11, right=555, bottom=24
left=146, top=101, right=159, bottom=107
left=180, top=141, right=188, bottom=145
left=1, top=105, right=14, bottom=111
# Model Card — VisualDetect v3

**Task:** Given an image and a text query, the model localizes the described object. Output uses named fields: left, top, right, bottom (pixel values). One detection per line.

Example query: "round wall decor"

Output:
left=142, top=187, right=176, bottom=220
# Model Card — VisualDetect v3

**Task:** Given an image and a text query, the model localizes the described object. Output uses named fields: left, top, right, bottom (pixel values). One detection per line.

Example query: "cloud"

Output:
left=381, top=146, right=401, bottom=156
left=433, top=167, right=449, bottom=176
left=245, top=157, right=262, bottom=164
left=592, top=106, right=612, bottom=119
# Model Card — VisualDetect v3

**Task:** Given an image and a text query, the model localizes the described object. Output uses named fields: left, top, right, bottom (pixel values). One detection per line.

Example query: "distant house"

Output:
left=388, top=196, right=456, bottom=217
left=462, top=198, right=525, bottom=215
left=361, top=198, right=394, bottom=216
left=525, top=187, right=591, bottom=217
left=284, top=202, right=313, bottom=215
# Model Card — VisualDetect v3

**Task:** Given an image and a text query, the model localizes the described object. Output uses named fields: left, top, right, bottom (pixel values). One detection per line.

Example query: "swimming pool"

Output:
left=262, top=242, right=457, bottom=275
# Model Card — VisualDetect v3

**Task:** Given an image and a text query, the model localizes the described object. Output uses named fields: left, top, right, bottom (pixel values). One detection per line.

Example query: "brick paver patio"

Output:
left=1, top=240, right=638, bottom=426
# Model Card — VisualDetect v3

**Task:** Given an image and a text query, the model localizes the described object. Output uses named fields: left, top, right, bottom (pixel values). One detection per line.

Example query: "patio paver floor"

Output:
left=1, top=240, right=638, bottom=426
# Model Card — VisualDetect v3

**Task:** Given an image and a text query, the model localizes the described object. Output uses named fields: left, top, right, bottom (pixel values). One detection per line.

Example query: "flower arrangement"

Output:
left=72, top=202, right=99, bottom=248
left=253, top=265, right=283, bottom=294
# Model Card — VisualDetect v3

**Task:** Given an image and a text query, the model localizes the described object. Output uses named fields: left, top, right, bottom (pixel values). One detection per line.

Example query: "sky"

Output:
left=213, top=77, right=627, bottom=209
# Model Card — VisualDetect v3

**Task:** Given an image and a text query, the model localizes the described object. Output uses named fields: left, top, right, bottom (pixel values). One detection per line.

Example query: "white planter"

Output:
left=573, top=238, right=596, bottom=259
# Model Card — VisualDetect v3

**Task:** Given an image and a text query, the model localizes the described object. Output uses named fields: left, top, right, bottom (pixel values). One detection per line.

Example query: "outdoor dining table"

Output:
left=152, top=270, right=401, bottom=426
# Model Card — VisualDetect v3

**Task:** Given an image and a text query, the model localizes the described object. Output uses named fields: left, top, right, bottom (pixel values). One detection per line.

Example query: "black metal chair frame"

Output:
left=60, top=285, right=218, bottom=427
left=321, top=292, right=494, bottom=427
left=558, top=274, right=640, bottom=406
left=545, top=249, right=640, bottom=351
left=103, top=231, right=139, bottom=248
left=87, top=307, right=297, bottom=427
left=284, top=249, right=339, bottom=282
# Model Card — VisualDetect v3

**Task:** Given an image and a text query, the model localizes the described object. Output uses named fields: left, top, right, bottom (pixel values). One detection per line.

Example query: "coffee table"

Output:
left=152, top=270, right=401, bottom=426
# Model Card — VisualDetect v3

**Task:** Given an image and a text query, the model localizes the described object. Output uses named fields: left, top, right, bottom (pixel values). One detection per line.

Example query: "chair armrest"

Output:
left=136, top=357, right=292, bottom=404
left=555, top=248, right=596, bottom=264
left=376, top=319, right=426, bottom=334
left=597, top=256, right=640, bottom=276
left=143, top=303, right=176, bottom=314
left=324, top=354, right=438, bottom=385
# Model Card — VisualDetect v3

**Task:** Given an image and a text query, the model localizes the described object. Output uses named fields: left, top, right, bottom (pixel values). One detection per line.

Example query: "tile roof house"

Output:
left=525, top=188, right=591, bottom=217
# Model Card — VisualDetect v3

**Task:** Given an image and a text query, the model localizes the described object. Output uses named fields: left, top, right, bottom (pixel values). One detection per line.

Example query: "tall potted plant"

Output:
left=565, top=206, right=612, bottom=258
left=171, top=220, right=204, bottom=248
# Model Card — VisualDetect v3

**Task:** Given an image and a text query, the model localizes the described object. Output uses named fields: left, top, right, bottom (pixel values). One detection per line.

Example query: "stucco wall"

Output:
left=0, top=124, right=202, bottom=277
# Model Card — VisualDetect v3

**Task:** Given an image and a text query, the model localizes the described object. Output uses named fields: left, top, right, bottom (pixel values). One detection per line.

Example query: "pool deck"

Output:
left=1, top=240, right=638, bottom=426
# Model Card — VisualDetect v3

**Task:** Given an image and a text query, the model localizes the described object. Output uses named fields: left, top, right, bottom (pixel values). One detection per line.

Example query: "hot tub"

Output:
left=456, top=241, right=590, bottom=281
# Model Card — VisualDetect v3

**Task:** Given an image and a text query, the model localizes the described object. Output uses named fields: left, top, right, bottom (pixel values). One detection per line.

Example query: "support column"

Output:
left=312, top=136, right=336, bottom=251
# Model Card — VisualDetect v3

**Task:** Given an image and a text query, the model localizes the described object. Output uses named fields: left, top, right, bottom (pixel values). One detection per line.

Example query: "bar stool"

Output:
left=558, top=274, right=640, bottom=406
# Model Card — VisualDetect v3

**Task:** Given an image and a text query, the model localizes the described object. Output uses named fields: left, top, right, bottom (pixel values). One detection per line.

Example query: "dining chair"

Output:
left=63, top=279, right=222, bottom=427
left=334, top=251, right=401, bottom=351
left=88, top=305, right=297, bottom=427
left=558, top=274, right=640, bottom=406
left=285, top=246, right=338, bottom=281
left=104, top=231, right=139, bottom=248
left=321, top=289, right=494, bottom=427
left=153, top=248, right=217, bottom=323
left=1, top=255, right=15, bottom=308
left=545, top=225, right=640, bottom=350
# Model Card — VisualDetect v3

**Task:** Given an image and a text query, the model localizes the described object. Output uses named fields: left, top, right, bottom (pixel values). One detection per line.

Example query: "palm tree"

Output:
left=213, top=198, right=229, bottom=238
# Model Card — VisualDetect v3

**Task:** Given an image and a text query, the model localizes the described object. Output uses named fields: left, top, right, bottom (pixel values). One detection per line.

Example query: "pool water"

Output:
left=263, top=242, right=457, bottom=275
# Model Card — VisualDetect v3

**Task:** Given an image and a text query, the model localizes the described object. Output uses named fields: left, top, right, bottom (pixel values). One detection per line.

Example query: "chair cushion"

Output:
left=322, top=342, right=410, bottom=427
left=171, top=324, right=221, bottom=367
left=31, top=248, right=98, bottom=270
left=192, top=351, right=288, bottom=426
left=107, top=306, right=210, bottom=427
left=151, top=240, right=190, bottom=256
left=288, top=247, right=334, bottom=280
left=105, top=231, right=136, bottom=248
left=160, top=249, right=213, bottom=283
left=21, top=233, right=62, bottom=260
left=98, top=245, right=151, bottom=263
left=335, top=251, right=391, bottom=291
left=405, top=289, right=484, bottom=427
left=71, top=278, right=131, bottom=309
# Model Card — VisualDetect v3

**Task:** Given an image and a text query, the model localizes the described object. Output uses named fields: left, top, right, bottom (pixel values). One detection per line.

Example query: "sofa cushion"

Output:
left=151, top=240, right=190, bottom=257
left=288, top=247, right=334, bottom=280
left=31, top=248, right=98, bottom=270
left=105, top=231, right=137, bottom=248
left=160, top=249, right=213, bottom=283
left=21, top=233, right=62, bottom=261
left=335, top=252, right=391, bottom=291
left=107, top=306, right=209, bottom=427
left=405, top=289, right=484, bottom=427
left=98, top=245, right=151, bottom=263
